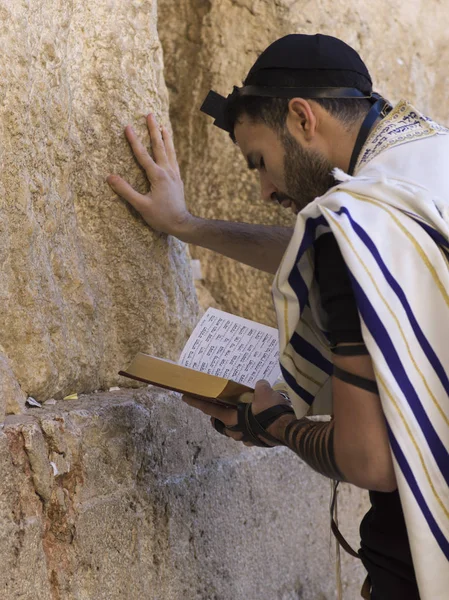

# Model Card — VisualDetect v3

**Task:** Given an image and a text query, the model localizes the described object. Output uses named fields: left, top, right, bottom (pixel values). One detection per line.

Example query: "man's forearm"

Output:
left=176, top=216, right=293, bottom=275
left=270, top=414, right=345, bottom=481
left=270, top=411, right=396, bottom=492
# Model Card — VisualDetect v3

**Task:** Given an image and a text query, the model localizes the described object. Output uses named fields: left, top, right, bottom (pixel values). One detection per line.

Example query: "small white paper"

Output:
left=191, top=259, right=203, bottom=281
left=26, top=397, right=42, bottom=408
left=179, top=307, right=281, bottom=388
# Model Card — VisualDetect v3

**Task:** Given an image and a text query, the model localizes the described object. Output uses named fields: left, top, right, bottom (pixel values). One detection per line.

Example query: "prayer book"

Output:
left=119, top=308, right=282, bottom=406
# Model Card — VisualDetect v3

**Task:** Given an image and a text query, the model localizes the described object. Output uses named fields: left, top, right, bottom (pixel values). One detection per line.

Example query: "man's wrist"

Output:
left=266, top=413, right=297, bottom=444
left=173, top=214, right=203, bottom=243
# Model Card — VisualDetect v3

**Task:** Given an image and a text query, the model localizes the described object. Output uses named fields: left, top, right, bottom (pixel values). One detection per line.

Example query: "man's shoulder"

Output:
left=355, top=100, right=449, bottom=173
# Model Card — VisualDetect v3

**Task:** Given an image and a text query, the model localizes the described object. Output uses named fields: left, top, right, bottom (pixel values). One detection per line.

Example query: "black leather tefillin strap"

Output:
left=329, top=93, right=393, bottom=397
left=200, top=86, right=392, bottom=141
left=331, top=344, right=379, bottom=395
left=330, top=481, right=361, bottom=558
left=215, top=402, right=295, bottom=447
left=347, top=94, right=392, bottom=175
left=333, top=366, right=379, bottom=395
left=331, top=344, right=369, bottom=356
left=234, top=402, right=295, bottom=447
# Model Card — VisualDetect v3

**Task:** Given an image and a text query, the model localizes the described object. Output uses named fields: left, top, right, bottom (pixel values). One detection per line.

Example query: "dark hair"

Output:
left=226, top=68, right=373, bottom=141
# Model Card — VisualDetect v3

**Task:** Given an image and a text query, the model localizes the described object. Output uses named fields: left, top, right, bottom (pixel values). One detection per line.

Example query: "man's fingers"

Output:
left=124, top=126, right=160, bottom=180
left=182, top=394, right=237, bottom=424
left=107, top=175, right=149, bottom=211
left=161, top=126, right=180, bottom=174
left=254, top=379, right=273, bottom=395
left=255, top=378, right=290, bottom=402
left=227, top=431, right=244, bottom=441
left=252, top=379, right=287, bottom=414
left=146, top=114, right=169, bottom=167
left=210, top=417, right=243, bottom=441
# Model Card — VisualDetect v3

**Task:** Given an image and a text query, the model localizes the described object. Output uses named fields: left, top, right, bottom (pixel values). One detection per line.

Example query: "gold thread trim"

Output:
left=302, top=316, right=330, bottom=351
left=355, top=101, right=448, bottom=172
left=440, top=248, right=449, bottom=270
left=348, top=193, right=449, bottom=308
left=402, top=210, right=449, bottom=253
left=284, top=350, right=323, bottom=388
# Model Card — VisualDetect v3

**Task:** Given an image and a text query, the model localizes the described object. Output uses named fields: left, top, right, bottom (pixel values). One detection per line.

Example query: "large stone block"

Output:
left=0, top=390, right=368, bottom=599
left=0, top=0, right=198, bottom=404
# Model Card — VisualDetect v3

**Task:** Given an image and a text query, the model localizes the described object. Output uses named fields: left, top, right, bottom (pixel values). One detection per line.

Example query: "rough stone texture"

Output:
left=0, top=391, right=367, bottom=599
left=158, top=0, right=449, bottom=327
left=0, top=354, right=27, bottom=419
left=0, top=0, right=198, bottom=403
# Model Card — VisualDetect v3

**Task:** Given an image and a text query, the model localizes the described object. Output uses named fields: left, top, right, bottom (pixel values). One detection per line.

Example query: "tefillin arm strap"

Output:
left=331, top=344, right=379, bottom=395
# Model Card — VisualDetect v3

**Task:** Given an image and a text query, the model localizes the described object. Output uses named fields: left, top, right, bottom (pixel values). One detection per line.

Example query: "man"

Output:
left=107, top=34, right=449, bottom=599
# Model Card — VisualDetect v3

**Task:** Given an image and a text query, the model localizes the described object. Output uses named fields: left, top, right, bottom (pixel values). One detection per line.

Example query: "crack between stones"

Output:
left=21, top=421, right=81, bottom=600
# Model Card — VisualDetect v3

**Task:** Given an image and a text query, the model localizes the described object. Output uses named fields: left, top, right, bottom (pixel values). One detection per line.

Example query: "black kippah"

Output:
left=200, top=33, right=375, bottom=133
left=245, top=34, right=372, bottom=89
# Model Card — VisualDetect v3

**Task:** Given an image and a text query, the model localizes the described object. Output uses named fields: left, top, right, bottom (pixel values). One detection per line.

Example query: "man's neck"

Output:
left=328, top=114, right=383, bottom=173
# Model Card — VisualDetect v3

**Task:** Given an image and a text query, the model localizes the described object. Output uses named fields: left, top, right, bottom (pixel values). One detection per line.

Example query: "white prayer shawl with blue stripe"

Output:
left=273, top=101, right=449, bottom=599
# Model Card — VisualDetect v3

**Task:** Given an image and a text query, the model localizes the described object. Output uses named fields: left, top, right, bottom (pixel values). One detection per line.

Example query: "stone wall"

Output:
left=1, top=0, right=448, bottom=598
left=0, top=0, right=198, bottom=418
left=1, top=390, right=365, bottom=599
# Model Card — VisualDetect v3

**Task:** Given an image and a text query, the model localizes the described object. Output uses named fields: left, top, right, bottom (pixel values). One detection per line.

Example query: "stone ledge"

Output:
left=0, top=387, right=368, bottom=599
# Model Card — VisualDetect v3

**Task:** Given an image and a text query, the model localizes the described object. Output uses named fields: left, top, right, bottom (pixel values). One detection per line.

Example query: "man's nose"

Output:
left=259, top=173, right=278, bottom=203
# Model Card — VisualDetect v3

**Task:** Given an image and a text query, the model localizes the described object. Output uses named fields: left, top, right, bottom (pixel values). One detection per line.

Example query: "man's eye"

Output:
left=259, top=158, right=265, bottom=170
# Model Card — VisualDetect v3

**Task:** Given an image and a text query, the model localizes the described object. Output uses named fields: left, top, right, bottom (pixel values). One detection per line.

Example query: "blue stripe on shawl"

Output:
left=280, top=363, right=315, bottom=405
left=283, top=216, right=332, bottom=405
left=288, top=215, right=328, bottom=312
left=348, top=274, right=449, bottom=487
left=410, top=217, right=449, bottom=263
left=336, top=207, right=449, bottom=400
left=403, top=211, right=449, bottom=254
left=290, top=332, right=333, bottom=375
left=288, top=266, right=309, bottom=314
left=388, top=425, right=449, bottom=560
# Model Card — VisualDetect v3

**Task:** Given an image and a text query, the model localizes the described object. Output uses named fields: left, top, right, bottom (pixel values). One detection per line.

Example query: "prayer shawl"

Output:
left=273, top=101, right=449, bottom=599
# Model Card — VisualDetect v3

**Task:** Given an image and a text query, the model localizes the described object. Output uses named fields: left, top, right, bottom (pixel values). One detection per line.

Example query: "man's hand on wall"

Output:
left=107, top=114, right=193, bottom=236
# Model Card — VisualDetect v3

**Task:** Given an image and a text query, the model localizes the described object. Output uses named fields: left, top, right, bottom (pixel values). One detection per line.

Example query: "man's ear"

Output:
left=285, top=98, right=317, bottom=143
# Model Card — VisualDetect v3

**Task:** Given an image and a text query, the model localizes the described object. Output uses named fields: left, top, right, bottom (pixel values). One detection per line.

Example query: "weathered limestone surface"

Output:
left=0, top=0, right=198, bottom=402
left=159, top=0, right=449, bottom=327
left=0, top=391, right=367, bottom=599
left=0, top=354, right=27, bottom=420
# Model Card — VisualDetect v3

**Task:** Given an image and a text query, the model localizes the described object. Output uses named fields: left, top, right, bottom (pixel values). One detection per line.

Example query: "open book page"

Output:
left=179, top=308, right=281, bottom=388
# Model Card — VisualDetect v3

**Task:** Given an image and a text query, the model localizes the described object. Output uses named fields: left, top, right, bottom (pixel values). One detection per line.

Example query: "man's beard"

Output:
left=280, top=129, right=335, bottom=212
